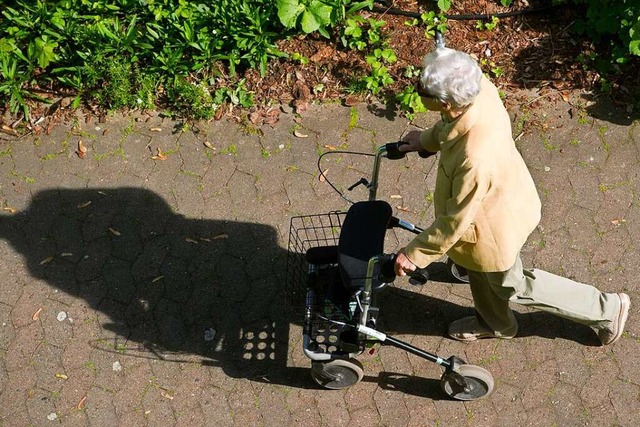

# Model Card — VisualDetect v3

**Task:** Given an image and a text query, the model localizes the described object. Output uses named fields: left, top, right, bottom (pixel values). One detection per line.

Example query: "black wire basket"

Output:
left=285, top=211, right=345, bottom=316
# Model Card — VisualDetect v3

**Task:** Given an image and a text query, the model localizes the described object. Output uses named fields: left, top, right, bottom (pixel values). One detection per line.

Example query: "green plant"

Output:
left=362, top=48, right=396, bottom=94
left=214, top=79, right=254, bottom=108
left=558, top=0, right=640, bottom=70
left=167, top=78, right=216, bottom=120
left=277, top=0, right=373, bottom=37
left=396, top=86, right=427, bottom=120
left=420, top=11, right=449, bottom=39
left=0, top=0, right=287, bottom=117
left=476, top=16, right=500, bottom=31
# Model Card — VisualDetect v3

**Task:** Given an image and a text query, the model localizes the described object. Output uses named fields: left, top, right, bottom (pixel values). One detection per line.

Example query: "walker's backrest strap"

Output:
left=338, top=200, right=392, bottom=291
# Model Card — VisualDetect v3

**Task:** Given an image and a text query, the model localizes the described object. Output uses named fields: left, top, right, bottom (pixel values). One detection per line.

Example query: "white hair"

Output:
left=420, top=48, right=482, bottom=108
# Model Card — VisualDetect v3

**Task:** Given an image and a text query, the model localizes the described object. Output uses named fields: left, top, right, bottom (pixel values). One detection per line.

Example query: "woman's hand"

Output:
left=400, top=130, right=423, bottom=152
left=394, top=250, right=417, bottom=276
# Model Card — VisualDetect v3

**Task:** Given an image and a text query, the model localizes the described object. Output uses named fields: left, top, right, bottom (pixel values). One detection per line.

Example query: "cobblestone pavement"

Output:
left=0, top=93, right=638, bottom=426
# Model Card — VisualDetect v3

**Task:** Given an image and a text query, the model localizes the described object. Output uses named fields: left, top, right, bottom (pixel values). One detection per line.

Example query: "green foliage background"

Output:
left=0, top=0, right=638, bottom=120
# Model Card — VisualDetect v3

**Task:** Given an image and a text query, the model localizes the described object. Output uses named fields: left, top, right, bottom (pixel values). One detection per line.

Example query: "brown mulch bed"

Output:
left=244, top=0, right=638, bottom=117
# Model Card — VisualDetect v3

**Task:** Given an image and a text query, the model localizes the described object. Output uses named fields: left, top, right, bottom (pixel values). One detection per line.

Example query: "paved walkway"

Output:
left=0, top=92, right=638, bottom=426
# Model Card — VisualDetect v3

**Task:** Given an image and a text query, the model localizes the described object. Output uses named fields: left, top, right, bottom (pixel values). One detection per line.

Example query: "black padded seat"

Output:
left=338, top=200, right=392, bottom=291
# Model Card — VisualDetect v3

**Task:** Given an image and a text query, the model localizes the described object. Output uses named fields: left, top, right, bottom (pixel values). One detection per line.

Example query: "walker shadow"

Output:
left=0, top=187, right=313, bottom=388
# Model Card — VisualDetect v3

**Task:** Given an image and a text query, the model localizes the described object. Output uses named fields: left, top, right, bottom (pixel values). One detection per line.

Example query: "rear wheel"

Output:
left=311, top=358, right=364, bottom=390
left=447, top=258, right=469, bottom=283
left=440, top=364, right=494, bottom=400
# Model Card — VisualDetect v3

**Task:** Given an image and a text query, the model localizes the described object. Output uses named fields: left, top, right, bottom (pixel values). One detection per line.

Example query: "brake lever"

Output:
left=347, top=177, right=369, bottom=191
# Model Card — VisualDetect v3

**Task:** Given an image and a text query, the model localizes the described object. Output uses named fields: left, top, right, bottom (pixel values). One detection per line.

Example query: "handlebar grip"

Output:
left=377, top=253, right=429, bottom=285
left=384, top=142, right=409, bottom=160
left=418, top=150, right=437, bottom=159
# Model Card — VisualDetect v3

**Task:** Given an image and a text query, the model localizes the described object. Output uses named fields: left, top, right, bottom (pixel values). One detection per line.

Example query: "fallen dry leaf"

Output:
left=76, top=140, right=87, bottom=158
left=1, top=125, right=18, bottom=136
left=77, top=201, right=92, bottom=209
left=76, top=396, right=87, bottom=410
left=249, top=111, right=262, bottom=125
left=214, top=106, right=224, bottom=121
left=396, top=206, right=411, bottom=212
left=2, top=206, right=17, bottom=214
left=160, top=390, right=174, bottom=400
left=150, top=127, right=162, bottom=132
left=40, top=256, right=54, bottom=265
left=108, top=227, right=121, bottom=236
left=294, top=130, right=308, bottom=138
left=323, top=145, right=337, bottom=150
left=611, top=219, right=627, bottom=226
left=390, top=195, right=402, bottom=199
left=55, top=373, right=68, bottom=380
left=319, top=169, right=329, bottom=183
left=560, top=91, right=570, bottom=102
left=344, top=96, right=360, bottom=107
left=32, top=307, right=44, bottom=320
left=151, top=147, right=167, bottom=160
left=203, top=140, right=214, bottom=149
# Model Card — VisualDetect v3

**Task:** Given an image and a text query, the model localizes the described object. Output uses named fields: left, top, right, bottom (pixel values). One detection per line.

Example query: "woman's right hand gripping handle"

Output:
left=378, top=253, right=429, bottom=286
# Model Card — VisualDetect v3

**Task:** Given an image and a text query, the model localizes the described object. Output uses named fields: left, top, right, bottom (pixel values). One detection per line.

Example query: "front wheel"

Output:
left=311, top=358, right=364, bottom=390
left=440, top=364, right=494, bottom=400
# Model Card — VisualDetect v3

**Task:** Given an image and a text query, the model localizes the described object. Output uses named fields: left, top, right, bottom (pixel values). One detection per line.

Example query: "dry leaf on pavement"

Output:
left=76, top=140, right=87, bottom=158
left=152, top=147, right=167, bottom=160
left=32, top=307, right=44, bottom=320
left=76, top=396, right=87, bottom=410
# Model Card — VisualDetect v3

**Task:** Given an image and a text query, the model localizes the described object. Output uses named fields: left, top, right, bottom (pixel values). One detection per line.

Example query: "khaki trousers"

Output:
left=467, top=255, right=620, bottom=336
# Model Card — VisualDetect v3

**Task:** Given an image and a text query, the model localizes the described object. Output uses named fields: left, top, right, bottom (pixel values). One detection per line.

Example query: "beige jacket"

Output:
left=405, top=77, right=541, bottom=272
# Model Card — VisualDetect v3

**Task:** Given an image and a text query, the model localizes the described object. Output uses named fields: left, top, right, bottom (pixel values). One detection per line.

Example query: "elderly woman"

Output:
left=394, top=47, right=630, bottom=345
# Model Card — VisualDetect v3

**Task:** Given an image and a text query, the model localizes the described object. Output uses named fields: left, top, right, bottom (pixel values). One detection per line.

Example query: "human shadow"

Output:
left=0, top=187, right=599, bottom=399
left=0, top=187, right=315, bottom=388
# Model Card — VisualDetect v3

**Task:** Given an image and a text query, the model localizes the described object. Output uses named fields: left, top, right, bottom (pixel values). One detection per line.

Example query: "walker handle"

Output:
left=378, top=253, right=429, bottom=285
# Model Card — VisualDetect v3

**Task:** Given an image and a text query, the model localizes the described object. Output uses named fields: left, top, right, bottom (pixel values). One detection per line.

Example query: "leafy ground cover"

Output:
left=0, top=0, right=638, bottom=135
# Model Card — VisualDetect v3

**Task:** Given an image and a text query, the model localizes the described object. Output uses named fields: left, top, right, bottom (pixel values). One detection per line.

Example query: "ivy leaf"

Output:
left=277, top=0, right=304, bottom=29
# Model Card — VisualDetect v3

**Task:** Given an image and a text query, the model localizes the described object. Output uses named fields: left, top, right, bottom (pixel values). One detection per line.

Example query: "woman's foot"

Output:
left=448, top=316, right=517, bottom=342
left=597, top=293, right=631, bottom=346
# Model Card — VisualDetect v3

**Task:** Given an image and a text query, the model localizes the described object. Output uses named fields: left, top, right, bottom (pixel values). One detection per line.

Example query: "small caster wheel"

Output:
left=447, top=258, right=469, bottom=283
left=440, top=364, right=494, bottom=400
left=311, top=358, right=364, bottom=390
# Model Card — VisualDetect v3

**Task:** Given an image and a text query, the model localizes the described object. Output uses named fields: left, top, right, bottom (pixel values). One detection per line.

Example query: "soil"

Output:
left=244, top=0, right=639, bottom=119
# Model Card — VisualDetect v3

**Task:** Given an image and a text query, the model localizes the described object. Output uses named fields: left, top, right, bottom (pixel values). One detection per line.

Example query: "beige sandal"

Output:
left=448, top=316, right=516, bottom=342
